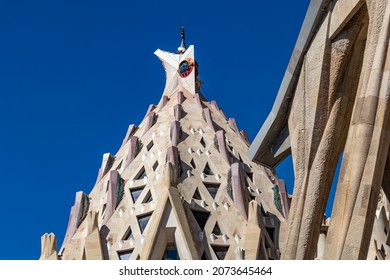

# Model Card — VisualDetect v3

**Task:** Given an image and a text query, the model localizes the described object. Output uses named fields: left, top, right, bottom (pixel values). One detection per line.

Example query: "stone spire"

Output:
left=40, top=33, right=287, bottom=260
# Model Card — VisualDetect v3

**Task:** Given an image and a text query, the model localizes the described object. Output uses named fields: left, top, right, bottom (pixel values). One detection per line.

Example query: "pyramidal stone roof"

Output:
left=39, top=35, right=289, bottom=260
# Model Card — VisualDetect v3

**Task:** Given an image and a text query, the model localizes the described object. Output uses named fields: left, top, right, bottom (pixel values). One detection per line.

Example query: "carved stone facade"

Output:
left=249, top=0, right=390, bottom=259
left=40, top=37, right=286, bottom=260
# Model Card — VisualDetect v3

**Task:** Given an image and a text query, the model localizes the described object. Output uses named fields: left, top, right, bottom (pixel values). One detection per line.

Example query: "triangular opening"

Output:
left=162, top=244, right=180, bottom=260
left=147, top=140, right=154, bottom=151
left=190, top=159, right=196, bottom=169
left=138, top=213, right=152, bottom=233
left=123, top=227, right=134, bottom=241
left=152, top=161, right=158, bottom=171
left=142, top=190, right=153, bottom=203
left=203, top=163, right=214, bottom=175
left=201, top=252, right=208, bottom=260
left=192, top=188, right=202, bottom=200
left=212, top=223, right=222, bottom=235
left=135, top=167, right=147, bottom=180
left=118, top=250, right=133, bottom=260
left=211, top=246, right=229, bottom=260
left=191, top=210, right=210, bottom=231
left=204, top=183, right=220, bottom=199
left=130, top=186, right=145, bottom=203
left=200, top=137, right=206, bottom=148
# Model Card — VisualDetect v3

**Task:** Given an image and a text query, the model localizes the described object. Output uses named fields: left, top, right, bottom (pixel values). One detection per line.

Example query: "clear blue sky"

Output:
left=0, top=0, right=313, bottom=259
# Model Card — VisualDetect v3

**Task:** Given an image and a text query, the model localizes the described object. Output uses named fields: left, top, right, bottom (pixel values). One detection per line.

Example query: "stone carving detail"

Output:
left=174, top=104, right=183, bottom=121
left=170, top=121, right=181, bottom=147
left=143, top=111, right=157, bottom=136
left=123, top=136, right=141, bottom=170
left=202, top=108, right=215, bottom=132
left=96, top=153, right=115, bottom=182
left=40, top=233, right=59, bottom=260
left=103, top=171, right=122, bottom=225
left=231, top=163, right=248, bottom=221
left=121, top=124, right=138, bottom=146
left=215, top=130, right=231, bottom=164
left=249, top=0, right=390, bottom=260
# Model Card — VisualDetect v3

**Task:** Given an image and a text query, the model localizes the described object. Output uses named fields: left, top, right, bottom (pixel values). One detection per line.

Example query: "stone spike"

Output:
left=142, top=111, right=157, bottom=136
left=216, top=130, right=231, bottom=164
left=203, top=108, right=215, bottom=132
left=228, top=118, right=239, bottom=133
left=177, top=91, right=185, bottom=104
left=121, top=124, right=138, bottom=146
left=229, top=118, right=247, bottom=143
left=170, top=121, right=181, bottom=147
left=174, top=104, right=183, bottom=121
left=240, top=130, right=250, bottom=145
left=40, top=233, right=59, bottom=260
left=102, top=171, right=120, bottom=225
left=96, top=153, right=115, bottom=182
left=160, top=96, right=169, bottom=109
left=163, top=161, right=175, bottom=189
left=166, top=146, right=180, bottom=187
left=210, top=100, right=219, bottom=111
left=123, top=136, right=139, bottom=170
left=231, top=163, right=248, bottom=221
left=144, top=104, right=156, bottom=119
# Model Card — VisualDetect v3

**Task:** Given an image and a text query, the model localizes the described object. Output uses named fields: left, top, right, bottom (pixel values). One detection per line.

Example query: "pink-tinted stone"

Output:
left=203, top=108, right=215, bottom=132
left=123, top=136, right=139, bottom=170
left=216, top=130, right=230, bottom=164
left=103, top=171, right=120, bottom=225
left=231, top=163, right=248, bottom=221
left=121, top=124, right=138, bottom=146
left=174, top=104, right=183, bottom=121
left=166, top=146, right=180, bottom=187
left=170, top=121, right=181, bottom=147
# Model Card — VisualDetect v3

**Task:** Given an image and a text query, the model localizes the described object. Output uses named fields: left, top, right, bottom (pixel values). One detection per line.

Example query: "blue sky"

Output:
left=0, top=0, right=313, bottom=259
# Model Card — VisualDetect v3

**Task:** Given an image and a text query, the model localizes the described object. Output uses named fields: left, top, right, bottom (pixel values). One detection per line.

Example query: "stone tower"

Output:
left=39, top=29, right=287, bottom=260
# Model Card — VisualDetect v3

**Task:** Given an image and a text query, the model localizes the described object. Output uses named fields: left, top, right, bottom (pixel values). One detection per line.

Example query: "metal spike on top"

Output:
left=178, top=26, right=187, bottom=54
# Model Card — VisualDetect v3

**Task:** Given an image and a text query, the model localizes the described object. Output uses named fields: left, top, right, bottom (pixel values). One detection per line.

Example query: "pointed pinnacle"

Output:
left=178, top=26, right=186, bottom=54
